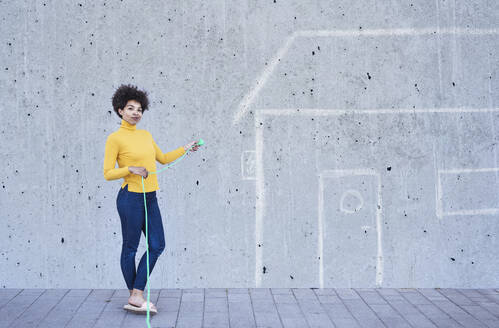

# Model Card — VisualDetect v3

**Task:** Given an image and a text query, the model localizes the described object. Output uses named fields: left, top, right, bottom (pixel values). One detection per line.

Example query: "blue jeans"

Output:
left=116, top=184, right=166, bottom=291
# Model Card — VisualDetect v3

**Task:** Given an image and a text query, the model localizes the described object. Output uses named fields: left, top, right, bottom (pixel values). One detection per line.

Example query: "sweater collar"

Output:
left=120, top=119, right=137, bottom=131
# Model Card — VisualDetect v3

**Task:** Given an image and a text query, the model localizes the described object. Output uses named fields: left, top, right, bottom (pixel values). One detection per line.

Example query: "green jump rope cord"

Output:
left=140, top=139, right=204, bottom=326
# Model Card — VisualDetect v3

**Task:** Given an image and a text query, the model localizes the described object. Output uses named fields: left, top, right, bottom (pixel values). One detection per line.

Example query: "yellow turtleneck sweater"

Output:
left=103, top=119, right=186, bottom=192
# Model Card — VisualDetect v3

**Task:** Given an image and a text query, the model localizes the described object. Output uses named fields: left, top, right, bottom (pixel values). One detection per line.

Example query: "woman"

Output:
left=103, top=84, right=199, bottom=314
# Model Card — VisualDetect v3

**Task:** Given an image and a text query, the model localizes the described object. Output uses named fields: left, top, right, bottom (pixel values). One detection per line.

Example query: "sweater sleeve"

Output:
left=103, top=135, right=130, bottom=181
left=152, top=136, right=186, bottom=165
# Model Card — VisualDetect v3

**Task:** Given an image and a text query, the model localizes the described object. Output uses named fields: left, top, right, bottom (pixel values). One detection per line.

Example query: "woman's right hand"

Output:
left=128, top=166, right=148, bottom=178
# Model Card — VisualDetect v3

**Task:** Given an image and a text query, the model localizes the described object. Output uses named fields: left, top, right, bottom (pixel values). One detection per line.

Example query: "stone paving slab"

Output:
left=1, top=288, right=499, bottom=327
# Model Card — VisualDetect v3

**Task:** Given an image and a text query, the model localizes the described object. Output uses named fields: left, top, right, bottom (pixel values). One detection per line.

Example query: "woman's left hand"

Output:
left=184, top=140, right=200, bottom=152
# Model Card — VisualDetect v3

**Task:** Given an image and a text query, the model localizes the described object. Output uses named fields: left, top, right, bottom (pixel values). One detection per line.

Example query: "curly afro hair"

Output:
left=111, top=84, right=149, bottom=118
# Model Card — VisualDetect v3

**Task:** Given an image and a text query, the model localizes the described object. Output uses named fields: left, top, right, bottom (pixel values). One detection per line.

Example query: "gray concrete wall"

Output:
left=1, top=0, right=498, bottom=289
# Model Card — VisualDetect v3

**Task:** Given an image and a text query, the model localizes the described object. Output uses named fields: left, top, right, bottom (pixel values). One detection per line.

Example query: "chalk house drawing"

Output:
left=236, top=28, right=499, bottom=288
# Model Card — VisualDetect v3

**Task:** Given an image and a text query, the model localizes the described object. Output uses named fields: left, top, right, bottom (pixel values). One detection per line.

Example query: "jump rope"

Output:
left=139, top=138, right=204, bottom=325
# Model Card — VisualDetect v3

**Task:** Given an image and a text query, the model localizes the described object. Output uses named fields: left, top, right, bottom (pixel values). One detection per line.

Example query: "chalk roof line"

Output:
left=232, top=27, right=499, bottom=125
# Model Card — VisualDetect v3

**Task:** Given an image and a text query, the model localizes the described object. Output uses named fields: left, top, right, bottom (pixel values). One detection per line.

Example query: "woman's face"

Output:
left=118, top=99, right=143, bottom=125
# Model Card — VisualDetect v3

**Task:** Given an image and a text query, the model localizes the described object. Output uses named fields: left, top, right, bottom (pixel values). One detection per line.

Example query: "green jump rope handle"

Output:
left=187, top=139, right=204, bottom=151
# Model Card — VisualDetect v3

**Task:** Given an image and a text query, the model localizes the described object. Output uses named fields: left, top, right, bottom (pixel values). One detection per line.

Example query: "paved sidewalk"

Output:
left=1, top=288, right=499, bottom=327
